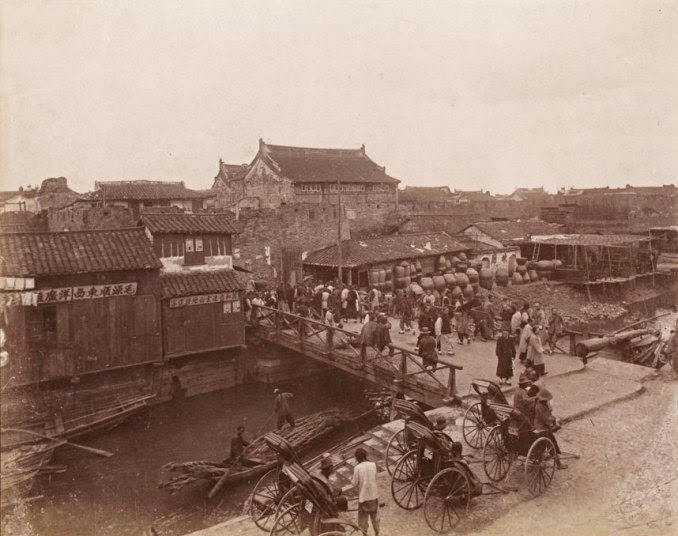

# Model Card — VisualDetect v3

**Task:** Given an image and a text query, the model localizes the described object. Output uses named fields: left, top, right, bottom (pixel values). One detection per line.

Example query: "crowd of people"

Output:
left=243, top=278, right=567, bottom=382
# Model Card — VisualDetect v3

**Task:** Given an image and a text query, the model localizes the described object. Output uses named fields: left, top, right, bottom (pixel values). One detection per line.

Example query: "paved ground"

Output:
left=188, top=359, right=675, bottom=536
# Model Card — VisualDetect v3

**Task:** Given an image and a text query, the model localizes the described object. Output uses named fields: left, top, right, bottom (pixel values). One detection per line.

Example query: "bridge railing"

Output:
left=250, top=305, right=463, bottom=402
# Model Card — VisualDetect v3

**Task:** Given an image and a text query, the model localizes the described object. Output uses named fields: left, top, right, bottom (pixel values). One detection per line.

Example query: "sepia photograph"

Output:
left=0, top=1, right=676, bottom=535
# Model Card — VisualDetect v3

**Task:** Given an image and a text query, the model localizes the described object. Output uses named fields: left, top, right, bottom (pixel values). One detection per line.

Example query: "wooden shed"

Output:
left=0, top=228, right=163, bottom=386
left=160, top=269, right=245, bottom=359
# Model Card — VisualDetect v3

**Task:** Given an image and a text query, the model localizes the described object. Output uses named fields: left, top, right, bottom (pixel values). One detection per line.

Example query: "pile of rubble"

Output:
left=580, top=302, right=627, bottom=320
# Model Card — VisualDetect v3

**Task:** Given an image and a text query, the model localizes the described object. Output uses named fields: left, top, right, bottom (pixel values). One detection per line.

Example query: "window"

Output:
left=371, top=184, right=391, bottom=192
left=195, top=237, right=203, bottom=252
left=185, top=238, right=194, bottom=252
left=329, top=184, right=365, bottom=193
left=300, top=184, right=321, bottom=193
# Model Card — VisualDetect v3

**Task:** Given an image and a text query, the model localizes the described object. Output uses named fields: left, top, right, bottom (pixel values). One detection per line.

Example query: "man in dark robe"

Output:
left=495, top=329, right=515, bottom=385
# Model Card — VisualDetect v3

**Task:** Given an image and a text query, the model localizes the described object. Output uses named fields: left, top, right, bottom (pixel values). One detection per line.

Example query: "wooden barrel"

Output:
left=443, top=273, right=456, bottom=287
left=369, top=268, right=380, bottom=286
left=420, top=276, right=435, bottom=291
left=378, top=269, right=387, bottom=284
left=385, top=269, right=393, bottom=281
left=528, top=269, right=538, bottom=282
left=513, top=272, right=524, bottom=285
left=451, top=285, right=463, bottom=299
left=415, top=260, right=423, bottom=274
left=462, top=284, right=474, bottom=299
left=536, top=260, right=554, bottom=270
left=454, top=272, right=470, bottom=287
left=409, top=282, right=424, bottom=295
left=523, top=273, right=531, bottom=284
left=516, top=265, right=528, bottom=275
left=433, top=275, right=446, bottom=291
left=394, top=265, right=406, bottom=279
left=455, top=263, right=468, bottom=273
left=458, top=252, right=468, bottom=262
left=466, top=268, right=479, bottom=284
left=516, top=257, right=528, bottom=266
left=553, top=259, right=563, bottom=269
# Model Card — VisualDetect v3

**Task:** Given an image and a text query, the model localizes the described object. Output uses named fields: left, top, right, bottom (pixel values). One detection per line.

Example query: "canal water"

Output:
left=14, top=366, right=382, bottom=536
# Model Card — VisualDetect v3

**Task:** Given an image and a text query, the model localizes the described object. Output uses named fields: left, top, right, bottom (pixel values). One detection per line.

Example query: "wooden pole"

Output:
left=2, top=428, right=114, bottom=458
left=336, top=170, right=343, bottom=284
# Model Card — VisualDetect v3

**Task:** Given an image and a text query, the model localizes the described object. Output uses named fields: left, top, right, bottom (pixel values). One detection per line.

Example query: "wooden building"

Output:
left=460, top=220, right=564, bottom=249
left=302, top=232, right=470, bottom=287
left=139, top=211, right=237, bottom=270
left=0, top=228, right=162, bottom=386
left=91, top=180, right=214, bottom=218
left=160, top=270, right=245, bottom=359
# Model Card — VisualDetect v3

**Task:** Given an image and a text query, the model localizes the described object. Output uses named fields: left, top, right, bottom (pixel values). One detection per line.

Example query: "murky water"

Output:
left=12, top=366, right=381, bottom=536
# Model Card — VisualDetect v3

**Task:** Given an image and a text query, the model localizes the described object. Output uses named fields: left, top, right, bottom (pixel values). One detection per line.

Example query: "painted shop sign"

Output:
left=168, top=291, right=239, bottom=309
left=0, top=282, right=138, bottom=306
left=38, top=283, right=138, bottom=304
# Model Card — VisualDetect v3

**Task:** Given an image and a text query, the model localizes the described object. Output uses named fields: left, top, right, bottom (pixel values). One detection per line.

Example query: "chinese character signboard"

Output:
left=35, top=282, right=138, bottom=304
left=168, top=291, right=239, bottom=309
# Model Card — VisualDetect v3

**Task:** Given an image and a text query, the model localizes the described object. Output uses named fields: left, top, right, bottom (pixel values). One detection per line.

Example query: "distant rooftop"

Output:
left=140, top=212, right=238, bottom=235
left=256, top=139, right=400, bottom=185
left=93, top=180, right=214, bottom=200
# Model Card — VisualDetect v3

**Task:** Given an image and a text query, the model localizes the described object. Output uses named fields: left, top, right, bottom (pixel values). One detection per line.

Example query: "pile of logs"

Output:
left=158, top=409, right=346, bottom=494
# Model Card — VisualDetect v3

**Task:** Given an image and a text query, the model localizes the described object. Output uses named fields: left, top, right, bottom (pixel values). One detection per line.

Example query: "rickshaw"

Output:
left=390, top=421, right=507, bottom=533
left=461, top=379, right=509, bottom=449
left=481, top=403, right=574, bottom=496
left=269, top=462, right=361, bottom=536
left=384, top=399, right=439, bottom=476
left=247, top=433, right=300, bottom=531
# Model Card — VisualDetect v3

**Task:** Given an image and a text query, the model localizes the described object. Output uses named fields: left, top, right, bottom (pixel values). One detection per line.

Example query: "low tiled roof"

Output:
left=0, top=211, right=47, bottom=234
left=92, top=180, right=214, bottom=200
left=0, top=228, right=161, bottom=277
left=258, top=141, right=399, bottom=184
left=303, top=232, right=469, bottom=268
left=529, top=234, right=651, bottom=246
left=464, top=220, right=564, bottom=243
left=140, top=212, right=238, bottom=235
left=399, top=186, right=456, bottom=201
left=160, top=269, right=244, bottom=298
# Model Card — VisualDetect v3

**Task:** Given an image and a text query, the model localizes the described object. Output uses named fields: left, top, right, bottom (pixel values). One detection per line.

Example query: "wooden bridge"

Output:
left=249, top=305, right=463, bottom=408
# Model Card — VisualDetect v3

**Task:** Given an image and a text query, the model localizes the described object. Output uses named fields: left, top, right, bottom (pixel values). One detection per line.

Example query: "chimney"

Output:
left=259, top=138, right=265, bottom=151
left=360, top=144, right=365, bottom=154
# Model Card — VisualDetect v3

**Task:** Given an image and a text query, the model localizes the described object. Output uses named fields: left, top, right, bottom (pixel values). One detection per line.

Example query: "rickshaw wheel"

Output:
left=423, top=467, right=471, bottom=533
left=248, top=468, right=285, bottom=531
left=525, top=437, right=556, bottom=496
left=462, top=403, right=487, bottom=449
left=385, top=429, right=409, bottom=476
left=482, top=425, right=512, bottom=482
left=273, top=487, right=308, bottom=532
left=269, top=502, right=306, bottom=536
left=391, top=449, right=428, bottom=510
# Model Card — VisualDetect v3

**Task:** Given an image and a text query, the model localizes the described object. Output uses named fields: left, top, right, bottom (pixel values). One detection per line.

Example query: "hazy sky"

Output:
left=1, top=0, right=676, bottom=194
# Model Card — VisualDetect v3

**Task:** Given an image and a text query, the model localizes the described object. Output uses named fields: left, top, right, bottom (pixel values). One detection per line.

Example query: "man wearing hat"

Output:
left=417, top=327, right=439, bottom=371
left=534, top=387, right=567, bottom=470
left=513, top=373, right=537, bottom=427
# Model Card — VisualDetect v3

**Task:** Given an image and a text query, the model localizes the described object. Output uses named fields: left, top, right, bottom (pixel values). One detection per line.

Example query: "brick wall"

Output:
left=233, top=204, right=350, bottom=284
left=47, top=204, right=136, bottom=231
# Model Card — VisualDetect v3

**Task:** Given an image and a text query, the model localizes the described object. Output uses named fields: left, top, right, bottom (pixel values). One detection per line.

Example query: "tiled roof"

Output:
left=529, top=234, right=651, bottom=246
left=258, top=141, right=399, bottom=184
left=140, top=212, right=238, bottom=234
left=0, top=228, right=161, bottom=277
left=0, top=212, right=47, bottom=234
left=160, top=269, right=244, bottom=298
left=464, top=220, right=564, bottom=243
left=92, top=180, right=214, bottom=200
left=399, top=186, right=456, bottom=201
left=303, top=232, right=469, bottom=268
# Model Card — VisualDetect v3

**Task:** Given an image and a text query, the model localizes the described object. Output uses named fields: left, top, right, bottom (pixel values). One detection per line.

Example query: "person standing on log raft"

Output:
left=273, top=388, right=295, bottom=429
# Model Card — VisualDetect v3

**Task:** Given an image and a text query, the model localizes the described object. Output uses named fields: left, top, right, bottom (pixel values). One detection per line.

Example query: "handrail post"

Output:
left=400, top=350, right=407, bottom=378
left=326, top=325, right=334, bottom=350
